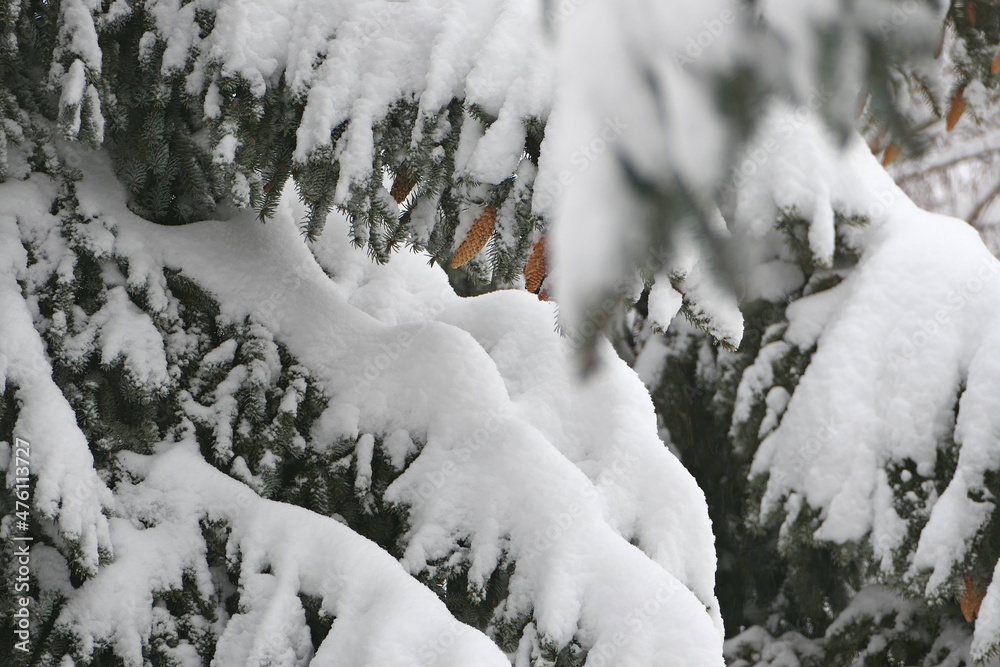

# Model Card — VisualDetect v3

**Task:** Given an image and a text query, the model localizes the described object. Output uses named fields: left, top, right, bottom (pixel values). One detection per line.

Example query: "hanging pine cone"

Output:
left=992, top=50, right=1000, bottom=74
left=882, top=143, right=902, bottom=166
left=961, top=575, right=986, bottom=622
left=966, top=1, right=977, bottom=28
left=524, top=235, right=548, bottom=295
left=450, top=206, right=496, bottom=268
left=390, top=166, right=418, bottom=204
left=947, top=88, right=967, bottom=132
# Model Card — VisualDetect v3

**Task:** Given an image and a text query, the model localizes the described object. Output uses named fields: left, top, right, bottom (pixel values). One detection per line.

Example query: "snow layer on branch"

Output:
left=731, top=103, right=888, bottom=252
left=72, top=153, right=725, bottom=665
left=0, top=177, right=114, bottom=575
left=539, top=0, right=746, bottom=344
left=51, top=0, right=106, bottom=142
left=49, top=0, right=552, bottom=203
left=974, top=560, right=1000, bottom=660
left=59, top=60, right=88, bottom=134
left=305, top=197, right=722, bottom=642
left=138, top=0, right=553, bottom=190
left=72, top=286, right=171, bottom=390
left=54, top=0, right=103, bottom=70
left=538, top=1, right=939, bottom=347
left=0, top=170, right=509, bottom=665
left=59, top=439, right=509, bottom=667
left=647, top=281, right=684, bottom=331
left=739, top=108, right=1000, bottom=635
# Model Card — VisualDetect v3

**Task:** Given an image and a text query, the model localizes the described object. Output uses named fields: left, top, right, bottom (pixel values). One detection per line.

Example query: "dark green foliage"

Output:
left=1, top=165, right=560, bottom=664
left=1, top=1, right=549, bottom=288
left=292, top=141, right=343, bottom=242
left=1, top=0, right=62, bottom=183
left=4, top=0, right=981, bottom=312
left=774, top=208, right=864, bottom=272
left=0, top=181, right=297, bottom=663
left=207, top=73, right=303, bottom=220
left=638, top=207, right=911, bottom=662
left=638, top=194, right=990, bottom=664
left=420, top=551, right=514, bottom=629
left=647, top=301, right=816, bottom=637
left=99, top=12, right=219, bottom=224
left=147, top=567, right=221, bottom=666
left=299, top=592, right=334, bottom=651
left=948, top=0, right=1000, bottom=97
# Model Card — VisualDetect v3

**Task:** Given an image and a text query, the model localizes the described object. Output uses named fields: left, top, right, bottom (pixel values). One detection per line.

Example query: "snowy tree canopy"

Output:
left=714, top=104, right=1000, bottom=664
left=7, top=0, right=1000, bottom=666
left=0, top=159, right=724, bottom=665
left=2, top=0, right=969, bottom=335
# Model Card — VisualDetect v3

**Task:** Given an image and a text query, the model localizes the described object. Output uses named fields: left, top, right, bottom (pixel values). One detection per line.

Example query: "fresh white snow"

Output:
left=732, top=106, right=1000, bottom=659
left=0, top=151, right=726, bottom=665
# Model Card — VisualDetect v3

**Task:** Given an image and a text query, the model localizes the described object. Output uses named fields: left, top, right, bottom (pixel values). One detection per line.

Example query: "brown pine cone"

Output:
left=451, top=206, right=497, bottom=268
left=524, top=235, right=548, bottom=294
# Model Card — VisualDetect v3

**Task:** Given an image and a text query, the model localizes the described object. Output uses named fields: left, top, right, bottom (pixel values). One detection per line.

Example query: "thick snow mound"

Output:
left=735, top=107, right=1000, bottom=662
left=1, top=177, right=114, bottom=576
left=106, top=176, right=725, bottom=665
left=0, top=156, right=725, bottom=664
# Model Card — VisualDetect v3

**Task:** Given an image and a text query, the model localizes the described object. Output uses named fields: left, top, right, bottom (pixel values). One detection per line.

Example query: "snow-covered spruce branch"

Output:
left=0, top=154, right=723, bottom=665
left=9, top=0, right=1000, bottom=665
left=5, top=0, right=965, bottom=336
left=704, top=106, right=1000, bottom=665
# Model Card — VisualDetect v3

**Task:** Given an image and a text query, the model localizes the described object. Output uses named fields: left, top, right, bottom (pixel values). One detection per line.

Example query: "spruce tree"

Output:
left=628, top=6, right=1000, bottom=664
left=6, top=1, right=1000, bottom=667
left=1, top=2, right=726, bottom=666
